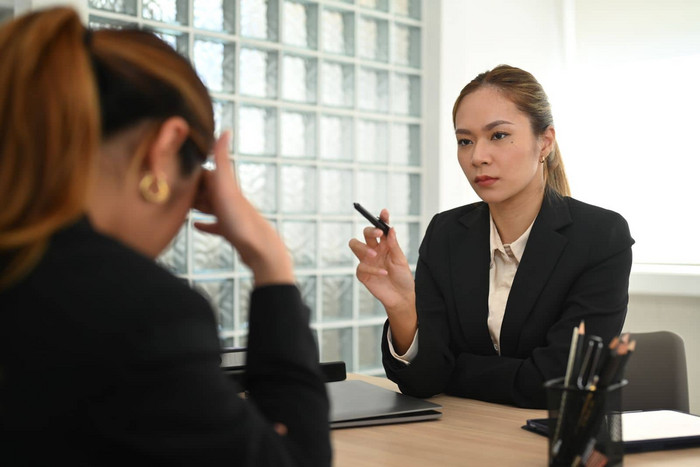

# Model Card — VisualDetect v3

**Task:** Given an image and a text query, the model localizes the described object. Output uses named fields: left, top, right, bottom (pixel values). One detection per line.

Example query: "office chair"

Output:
left=622, top=331, right=690, bottom=413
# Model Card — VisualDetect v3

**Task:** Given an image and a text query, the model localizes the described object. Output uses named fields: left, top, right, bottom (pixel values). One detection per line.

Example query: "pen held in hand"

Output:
left=353, top=202, right=391, bottom=237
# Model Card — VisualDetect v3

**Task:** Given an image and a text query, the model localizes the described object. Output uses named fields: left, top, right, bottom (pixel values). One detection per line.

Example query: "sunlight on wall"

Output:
left=552, top=54, right=700, bottom=264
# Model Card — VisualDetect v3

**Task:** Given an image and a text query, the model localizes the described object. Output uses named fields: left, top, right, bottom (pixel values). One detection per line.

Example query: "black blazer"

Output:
left=0, top=219, right=331, bottom=466
left=382, top=193, right=634, bottom=408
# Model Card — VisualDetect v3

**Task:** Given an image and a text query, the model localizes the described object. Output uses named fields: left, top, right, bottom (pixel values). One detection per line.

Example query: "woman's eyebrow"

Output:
left=455, top=120, right=514, bottom=135
left=484, top=119, right=514, bottom=131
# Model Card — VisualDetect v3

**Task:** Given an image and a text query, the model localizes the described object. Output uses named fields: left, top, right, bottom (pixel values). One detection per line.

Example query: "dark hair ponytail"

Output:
left=89, top=28, right=214, bottom=175
left=0, top=7, right=99, bottom=289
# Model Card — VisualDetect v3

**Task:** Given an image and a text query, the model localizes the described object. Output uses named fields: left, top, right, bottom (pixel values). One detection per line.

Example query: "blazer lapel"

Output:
left=449, top=204, right=495, bottom=354
left=499, top=194, right=572, bottom=356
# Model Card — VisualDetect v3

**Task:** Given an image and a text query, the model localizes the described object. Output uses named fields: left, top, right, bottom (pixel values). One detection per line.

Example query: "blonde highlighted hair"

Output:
left=0, top=7, right=214, bottom=289
left=0, top=8, right=98, bottom=289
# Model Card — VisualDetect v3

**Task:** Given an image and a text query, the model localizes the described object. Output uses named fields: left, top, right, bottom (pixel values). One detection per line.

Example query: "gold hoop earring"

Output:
left=139, top=173, right=170, bottom=204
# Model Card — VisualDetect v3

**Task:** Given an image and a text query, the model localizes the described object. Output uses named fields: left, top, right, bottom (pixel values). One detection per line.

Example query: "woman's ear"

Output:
left=143, top=116, right=190, bottom=176
left=539, top=125, right=556, bottom=159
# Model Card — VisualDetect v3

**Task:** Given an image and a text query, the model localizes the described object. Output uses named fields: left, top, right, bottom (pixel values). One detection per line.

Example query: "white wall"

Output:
left=558, top=0, right=700, bottom=266
left=573, top=0, right=700, bottom=66
left=430, top=0, right=568, bottom=214
left=431, top=0, right=700, bottom=413
left=15, top=0, right=86, bottom=19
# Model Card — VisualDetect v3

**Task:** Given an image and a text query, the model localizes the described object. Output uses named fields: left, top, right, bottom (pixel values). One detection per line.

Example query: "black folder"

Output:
left=220, top=348, right=441, bottom=428
left=327, top=380, right=442, bottom=429
left=523, top=410, right=700, bottom=453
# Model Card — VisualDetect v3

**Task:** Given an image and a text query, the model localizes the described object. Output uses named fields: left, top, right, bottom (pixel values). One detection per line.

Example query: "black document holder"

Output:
left=524, top=410, right=700, bottom=453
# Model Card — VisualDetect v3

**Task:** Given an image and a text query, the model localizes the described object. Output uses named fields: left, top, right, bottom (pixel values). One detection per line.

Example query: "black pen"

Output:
left=570, top=322, right=586, bottom=387
left=571, top=376, right=604, bottom=467
left=551, top=321, right=585, bottom=459
left=577, top=336, right=603, bottom=390
left=353, top=202, right=391, bottom=236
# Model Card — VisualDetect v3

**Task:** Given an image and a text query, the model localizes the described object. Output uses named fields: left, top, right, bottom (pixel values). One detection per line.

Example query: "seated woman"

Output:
left=349, top=65, right=633, bottom=408
left=0, top=7, right=330, bottom=466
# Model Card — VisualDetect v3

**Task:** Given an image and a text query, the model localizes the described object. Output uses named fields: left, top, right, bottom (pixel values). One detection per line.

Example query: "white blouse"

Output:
left=388, top=214, right=534, bottom=363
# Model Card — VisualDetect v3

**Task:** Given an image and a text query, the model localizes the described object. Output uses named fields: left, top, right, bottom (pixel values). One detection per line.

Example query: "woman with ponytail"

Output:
left=349, top=65, right=634, bottom=408
left=0, top=7, right=330, bottom=466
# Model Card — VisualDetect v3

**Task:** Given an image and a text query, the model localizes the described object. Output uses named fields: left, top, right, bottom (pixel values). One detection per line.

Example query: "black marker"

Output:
left=353, top=202, right=390, bottom=236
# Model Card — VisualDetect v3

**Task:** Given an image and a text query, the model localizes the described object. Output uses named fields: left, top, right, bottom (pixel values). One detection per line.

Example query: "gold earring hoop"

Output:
left=139, top=173, right=170, bottom=204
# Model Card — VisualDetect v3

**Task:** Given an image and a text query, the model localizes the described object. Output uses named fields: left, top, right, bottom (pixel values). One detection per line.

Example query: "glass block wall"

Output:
left=0, top=2, right=13, bottom=24
left=86, top=0, right=423, bottom=376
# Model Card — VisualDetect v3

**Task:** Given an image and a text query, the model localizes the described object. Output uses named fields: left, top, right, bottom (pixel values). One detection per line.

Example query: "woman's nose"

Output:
left=471, top=141, right=490, bottom=166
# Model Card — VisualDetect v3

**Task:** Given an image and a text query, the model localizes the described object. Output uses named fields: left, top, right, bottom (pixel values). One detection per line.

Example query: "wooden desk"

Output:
left=331, top=374, right=700, bottom=466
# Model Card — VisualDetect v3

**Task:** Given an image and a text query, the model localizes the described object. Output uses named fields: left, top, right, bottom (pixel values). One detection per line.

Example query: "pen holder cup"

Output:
left=544, top=377, right=627, bottom=467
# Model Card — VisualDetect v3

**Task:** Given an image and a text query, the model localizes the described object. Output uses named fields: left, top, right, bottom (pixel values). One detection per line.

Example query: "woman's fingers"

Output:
left=193, top=131, right=232, bottom=213
left=379, top=208, right=391, bottom=225
left=385, top=227, right=409, bottom=265
left=355, top=262, right=388, bottom=277
left=362, top=226, right=384, bottom=246
left=191, top=131, right=294, bottom=285
left=347, top=238, right=362, bottom=260
left=348, top=238, right=371, bottom=254
left=273, top=423, right=288, bottom=436
left=348, top=238, right=376, bottom=259
left=193, top=221, right=221, bottom=236
left=192, top=171, right=213, bottom=212
left=212, top=131, right=233, bottom=177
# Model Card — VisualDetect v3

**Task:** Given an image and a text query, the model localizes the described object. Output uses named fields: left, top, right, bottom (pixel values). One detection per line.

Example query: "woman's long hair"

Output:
left=0, top=7, right=214, bottom=289
left=0, top=8, right=97, bottom=289
left=452, top=65, right=570, bottom=197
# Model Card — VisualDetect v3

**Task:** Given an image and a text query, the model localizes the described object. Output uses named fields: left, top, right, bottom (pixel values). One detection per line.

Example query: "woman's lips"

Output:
left=475, top=175, right=498, bottom=187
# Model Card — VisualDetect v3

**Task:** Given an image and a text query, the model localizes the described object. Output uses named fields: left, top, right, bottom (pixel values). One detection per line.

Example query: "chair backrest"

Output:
left=622, top=331, right=689, bottom=413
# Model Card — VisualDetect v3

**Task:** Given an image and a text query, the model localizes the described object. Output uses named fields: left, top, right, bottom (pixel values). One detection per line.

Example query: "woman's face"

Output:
left=455, top=86, right=548, bottom=209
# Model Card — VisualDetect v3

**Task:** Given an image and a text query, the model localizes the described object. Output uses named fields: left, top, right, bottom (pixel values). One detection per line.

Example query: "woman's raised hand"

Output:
left=194, top=132, right=293, bottom=286
left=348, top=209, right=416, bottom=316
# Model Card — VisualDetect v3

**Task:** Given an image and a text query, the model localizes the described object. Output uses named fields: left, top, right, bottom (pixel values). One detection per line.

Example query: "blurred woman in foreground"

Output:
left=0, top=7, right=330, bottom=466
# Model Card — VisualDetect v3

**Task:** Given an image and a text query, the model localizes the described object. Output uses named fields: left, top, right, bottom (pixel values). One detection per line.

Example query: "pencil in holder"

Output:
left=544, top=377, right=627, bottom=467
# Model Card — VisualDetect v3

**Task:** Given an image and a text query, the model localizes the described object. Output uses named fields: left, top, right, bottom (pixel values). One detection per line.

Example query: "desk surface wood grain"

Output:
left=331, top=374, right=700, bottom=466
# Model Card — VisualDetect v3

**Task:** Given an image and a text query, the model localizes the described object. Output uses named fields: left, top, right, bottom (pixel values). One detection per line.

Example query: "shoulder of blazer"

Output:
left=45, top=218, right=214, bottom=325
left=429, top=201, right=488, bottom=232
left=535, top=191, right=574, bottom=232
left=536, top=193, right=634, bottom=259
left=419, top=201, right=487, bottom=253
left=544, top=193, right=632, bottom=237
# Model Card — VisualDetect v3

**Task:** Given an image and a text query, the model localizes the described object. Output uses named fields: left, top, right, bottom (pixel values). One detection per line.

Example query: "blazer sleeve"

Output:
left=446, top=211, right=634, bottom=408
left=245, top=285, right=332, bottom=466
left=96, top=284, right=331, bottom=467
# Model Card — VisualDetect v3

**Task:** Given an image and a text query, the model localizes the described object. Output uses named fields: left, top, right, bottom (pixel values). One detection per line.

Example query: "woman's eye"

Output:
left=457, top=138, right=472, bottom=146
left=492, top=132, right=509, bottom=141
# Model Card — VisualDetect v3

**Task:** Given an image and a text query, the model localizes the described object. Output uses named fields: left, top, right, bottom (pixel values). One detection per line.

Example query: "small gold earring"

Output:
left=139, top=173, right=170, bottom=204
